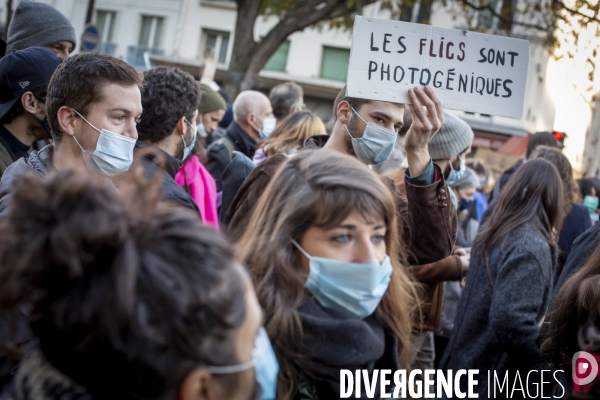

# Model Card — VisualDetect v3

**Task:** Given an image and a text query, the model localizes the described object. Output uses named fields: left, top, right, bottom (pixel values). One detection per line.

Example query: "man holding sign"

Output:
left=225, top=81, right=457, bottom=266
left=347, top=16, right=529, bottom=118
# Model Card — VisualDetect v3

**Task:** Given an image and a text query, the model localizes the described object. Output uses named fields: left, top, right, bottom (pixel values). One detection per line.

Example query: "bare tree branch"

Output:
left=240, top=0, right=379, bottom=90
left=553, top=0, right=600, bottom=23
left=458, top=0, right=551, bottom=31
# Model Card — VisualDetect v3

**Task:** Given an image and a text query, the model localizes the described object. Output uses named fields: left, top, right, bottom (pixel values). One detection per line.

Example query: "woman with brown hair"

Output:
left=237, top=149, right=419, bottom=399
left=542, top=240, right=600, bottom=398
left=533, top=146, right=591, bottom=279
left=252, top=110, right=326, bottom=165
left=541, top=240, right=600, bottom=398
left=440, top=159, right=564, bottom=398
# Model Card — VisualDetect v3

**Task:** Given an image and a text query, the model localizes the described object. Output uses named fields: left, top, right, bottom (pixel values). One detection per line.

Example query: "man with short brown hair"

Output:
left=0, top=53, right=144, bottom=217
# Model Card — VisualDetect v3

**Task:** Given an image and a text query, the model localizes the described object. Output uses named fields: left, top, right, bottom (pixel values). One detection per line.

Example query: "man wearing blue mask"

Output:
left=207, top=90, right=275, bottom=191
left=134, top=66, right=200, bottom=214
left=427, top=112, right=475, bottom=210
left=0, top=53, right=198, bottom=218
left=226, top=85, right=458, bottom=266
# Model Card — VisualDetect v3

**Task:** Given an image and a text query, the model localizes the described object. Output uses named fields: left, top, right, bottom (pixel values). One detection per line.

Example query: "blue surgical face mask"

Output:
left=446, top=155, right=466, bottom=186
left=292, top=240, right=393, bottom=319
left=584, top=195, right=599, bottom=214
left=197, top=122, right=208, bottom=138
left=345, top=106, right=397, bottom=165
left=252, top=115, right=277, bottom=139
left=182, top=118, right=197, bottom=160
left=206, top=327, right=278, bottom=400
left=73, top=111, right=136, bottom=176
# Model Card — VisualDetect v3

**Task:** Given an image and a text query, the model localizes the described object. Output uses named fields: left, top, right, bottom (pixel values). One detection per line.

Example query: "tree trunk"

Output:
left=224, top=0, right=379, bottom=99
left=222, top=0, right=262, bottom=99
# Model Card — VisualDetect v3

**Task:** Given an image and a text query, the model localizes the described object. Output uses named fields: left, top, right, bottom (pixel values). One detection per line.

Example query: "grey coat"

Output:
left=439, top=223, right=555, bottom=397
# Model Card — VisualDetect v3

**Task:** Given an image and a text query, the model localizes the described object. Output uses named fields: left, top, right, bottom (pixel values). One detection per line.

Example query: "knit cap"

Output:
left=428, top=112, right=474, bottom=160
left=452, top=167, right=480, bottom=190
left=6, top=0, right=76, bottom=53
left=198, top=83, right=226, bottom=114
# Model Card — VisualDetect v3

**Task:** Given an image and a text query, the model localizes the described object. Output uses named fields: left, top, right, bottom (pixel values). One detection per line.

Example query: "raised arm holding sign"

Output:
left=347, top=16, right=530, bottom=119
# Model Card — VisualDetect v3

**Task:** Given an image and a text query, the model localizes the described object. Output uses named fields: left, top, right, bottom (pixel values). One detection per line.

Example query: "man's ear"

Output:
left=337, top=101, right=352, bottom=125
left=20, top=92, right=41, bottom=114
left=176, top=116, right=186, bottom=136
left=245, top=112, right=255, bottom=127
left=179, top=368, right=213, bottom=400
left=56, top=106, right=78, bottom=137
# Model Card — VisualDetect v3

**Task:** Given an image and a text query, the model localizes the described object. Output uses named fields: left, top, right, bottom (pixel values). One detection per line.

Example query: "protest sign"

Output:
left=346, top=16, right=530, bottom=118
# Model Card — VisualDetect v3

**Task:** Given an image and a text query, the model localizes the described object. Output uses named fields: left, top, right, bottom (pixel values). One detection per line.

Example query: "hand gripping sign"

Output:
left=346, top=16, right=530, bottom=119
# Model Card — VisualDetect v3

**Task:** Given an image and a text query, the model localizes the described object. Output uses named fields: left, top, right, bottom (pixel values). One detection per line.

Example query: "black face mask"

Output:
left=30, top=113, right=52, bottom=139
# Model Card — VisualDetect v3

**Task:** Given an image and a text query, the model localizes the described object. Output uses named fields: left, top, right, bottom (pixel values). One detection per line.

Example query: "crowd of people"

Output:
left=0, top=2, right=599, bottom=400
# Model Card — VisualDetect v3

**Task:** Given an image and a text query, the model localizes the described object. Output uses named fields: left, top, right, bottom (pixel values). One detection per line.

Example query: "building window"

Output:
left=127, top=15, right=165, bottom=70
left=264, top=41, right=290, bottom=72
left=201, top=29, right=230, bottom=64
left=139, top=16, right=164, bottom=49
left=320, top=46, right=350, bottom=82
left=95, top=10, right=116, bottom=55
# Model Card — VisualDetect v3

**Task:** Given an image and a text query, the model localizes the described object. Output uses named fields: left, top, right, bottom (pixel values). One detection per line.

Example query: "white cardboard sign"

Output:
left=346, top=16, right=530, bottom=119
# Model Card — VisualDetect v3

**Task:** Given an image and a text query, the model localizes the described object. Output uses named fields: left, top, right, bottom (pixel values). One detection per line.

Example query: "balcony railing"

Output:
left=126, top=46, right=164, bottom=70
left=97, top=42, right=117, bottom=56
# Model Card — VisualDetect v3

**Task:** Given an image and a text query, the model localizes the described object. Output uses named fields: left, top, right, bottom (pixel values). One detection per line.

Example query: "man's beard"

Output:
left=176, top=126, right=195, bottom=160
left=345, top=114, right=362, bottom=157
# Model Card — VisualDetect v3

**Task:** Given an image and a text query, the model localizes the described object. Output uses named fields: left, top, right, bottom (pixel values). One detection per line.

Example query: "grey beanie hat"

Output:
left=452, top=167, right=480, bottom=190
left=6, top=1, right=76, bottom=53
left=428, top=112, right=474, bottom=160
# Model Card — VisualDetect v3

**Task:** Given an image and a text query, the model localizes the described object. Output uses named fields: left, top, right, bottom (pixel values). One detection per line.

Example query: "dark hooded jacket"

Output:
left=206, top=121, right=257, bottom=191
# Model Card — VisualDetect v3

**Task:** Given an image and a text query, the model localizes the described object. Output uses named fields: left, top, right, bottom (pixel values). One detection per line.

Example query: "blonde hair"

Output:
left=258, top=110, right=326, bottom=157
left=237, top=149, right=419, bottom=399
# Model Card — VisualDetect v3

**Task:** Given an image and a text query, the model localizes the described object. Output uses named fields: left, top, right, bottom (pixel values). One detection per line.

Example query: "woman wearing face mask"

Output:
left=237, top=150, right=419, bottom=400
left=451, top=167, right=482, bottom=247
left=440, top=159, right=564, bottom=397
left=252, top=111, right=327, bottom=165
left=425, top=112, right=474, bottom=209
left=0, top=168, right=278, bottom=400
left=542, top=240, right=600, bottom=399
left=577, top=178, right=600, bottom=225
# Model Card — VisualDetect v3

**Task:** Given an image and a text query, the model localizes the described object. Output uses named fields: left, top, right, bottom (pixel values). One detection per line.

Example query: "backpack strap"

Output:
left=209, top=137, right=235, bottom=161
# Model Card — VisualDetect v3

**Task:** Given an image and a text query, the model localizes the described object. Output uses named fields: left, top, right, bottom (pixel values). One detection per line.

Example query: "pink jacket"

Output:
left=175, top=155, right=219, bottom=231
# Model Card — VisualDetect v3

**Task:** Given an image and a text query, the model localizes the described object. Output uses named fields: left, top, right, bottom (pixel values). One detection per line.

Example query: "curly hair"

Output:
left=137, top=66, right=200, bottom=143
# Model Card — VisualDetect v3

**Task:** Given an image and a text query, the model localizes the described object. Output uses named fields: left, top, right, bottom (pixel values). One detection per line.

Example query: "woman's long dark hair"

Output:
left=541, top=240, right=600, bottom=368
left=474, top=158, right=564, bottom=286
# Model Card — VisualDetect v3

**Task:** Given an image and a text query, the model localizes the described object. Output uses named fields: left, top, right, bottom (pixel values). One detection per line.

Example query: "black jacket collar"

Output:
left=224, top=121, right=257, bottom=158
left=134, top=141, right=182, bottom=179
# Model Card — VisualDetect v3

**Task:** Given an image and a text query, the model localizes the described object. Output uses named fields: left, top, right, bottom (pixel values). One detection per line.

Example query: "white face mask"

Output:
left=251, top=115, right=277, bottom=139
left=73, top=110, right=137, bottom=176
left=197, top=122, right=208, bottom=138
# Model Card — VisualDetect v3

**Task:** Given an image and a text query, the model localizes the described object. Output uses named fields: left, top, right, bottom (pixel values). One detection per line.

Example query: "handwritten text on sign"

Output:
left=346, top=17, right=530, bottom=119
